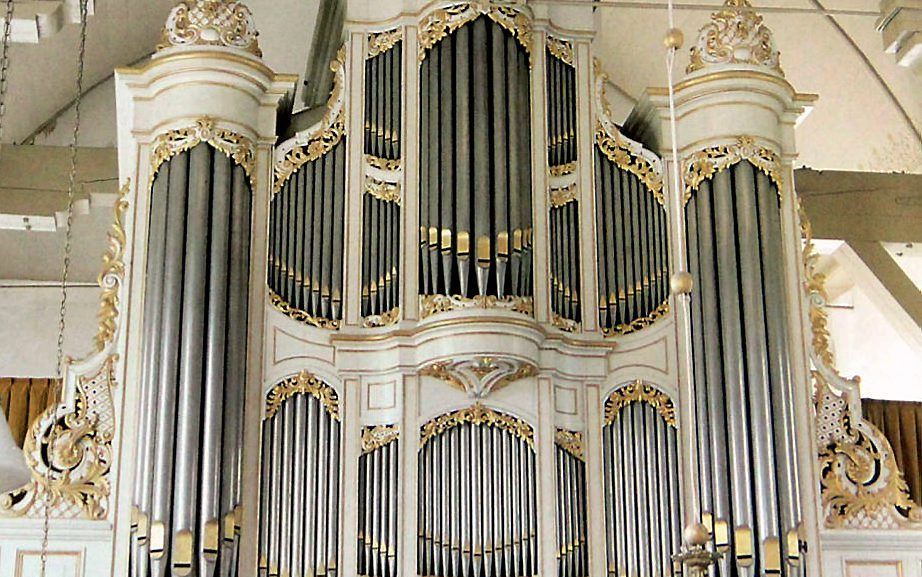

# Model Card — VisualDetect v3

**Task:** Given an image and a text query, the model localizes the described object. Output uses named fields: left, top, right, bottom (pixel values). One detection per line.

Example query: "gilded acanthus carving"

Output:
left=682, top=136, right=782, bottom=204
left=420, top=403, right=534, bottom=449
left=552, top=313, right=580, bottom=333
left=801, top=203, right=922, bottom=528
left=601, top=300, right=670, bottom=338
left=555, top=429, right=584, bottom=461
left=365, top=175, right=402, bottom=205
left=151, top=117, right=256, bottom=188
left=159, top=0, right=262, bottom=57
left=546, top=36, right=573, bottom=66
left=418, top=2, right=532, bottom=63
left=362, top=425, right=400, bottom=454
left=595, top=128, right=665, bottom=207
left=549, top=184, right=577, bottom=208
left=265, top=371, right=340, bottom=421
left=686, top=0, right=782, bottom=75
left=1, top=181, right=130, bottom=520
left=363, top=306, right=401, bottom=328
left=604, top=380, right=677, bottom=427
left=419, top=356, right=537, bottom=399
left=419, top=294, right=534, bottom=319
left=366, top=154, right=402, bottom=172
left=274, top=46, right=347, bottom=194
left=368, top=28, right=403, bottom=59
left=269, top=289, right=341, bottom=330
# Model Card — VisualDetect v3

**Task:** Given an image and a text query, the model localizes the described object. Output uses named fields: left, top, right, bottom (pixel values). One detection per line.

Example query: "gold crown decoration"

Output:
left=158, top=0, right=262, bottom=57
left=687, top=0, right=782, bottom=75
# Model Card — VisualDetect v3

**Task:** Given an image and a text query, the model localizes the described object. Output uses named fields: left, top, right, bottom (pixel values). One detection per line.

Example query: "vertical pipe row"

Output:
left=364, top=41, right=403, bottom=160
left=358, top=433, right=400, bottom=577
left=545, top=46, right=577, bottom=168
left=554, top=437, right=588, bottom=577
left=548, top=198, right=582, bottom=325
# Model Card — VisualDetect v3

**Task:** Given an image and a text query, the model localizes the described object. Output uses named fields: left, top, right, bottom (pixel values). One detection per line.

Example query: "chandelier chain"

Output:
left=43, top=1, right=90, bottom=575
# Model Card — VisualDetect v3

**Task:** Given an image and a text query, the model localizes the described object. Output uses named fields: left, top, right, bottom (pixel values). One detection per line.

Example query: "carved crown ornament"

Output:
left=1, top=180, right=130, bottom=520
left=158, top=0, right=262, bottom=57
left=419, top=356, right=537, bottom=399
left=801, top=203, right=922, bottom=529
left=417, top=1, right=533, bottom=64
left=686, top=0, right=783, bottom=76
left=682, top=136, right=783, bottom=204
left=150, top=117, right=257, bottom=189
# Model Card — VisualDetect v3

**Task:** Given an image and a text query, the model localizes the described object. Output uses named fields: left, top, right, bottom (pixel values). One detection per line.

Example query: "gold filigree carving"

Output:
left=602, top=300, right=670, bottom=338
left=419, top=403, right=533, bottom=449
left=363, top=306, right=401, bottom=328
left=549, top=184, right=577, bottom=208
left=682, top=136, right=782, bottom=204
left=551, top=313, right=580, bottom=333
left=94, top=180, right=129, bottom=352
left=365, top=175, right=402, bottom=204
left=265, top=371, right=340, bottom=421
left=549, top=162, right=576, bottom=178
left=418, top=2, right=532, bottom=63
left=274, top=46, right=346, bottom=194
left=419, top=356, right=537, bottom=399
left=268, top=289, right=341, bottom=330
left=546, top=35, right=573, bottom=66
left=151, top=117, right=256, bottom=188
left=686, top=0, right=782, bottom=76
left=555, top=429, right=584, bottom=461
left=362, top=425, right=399, bottom=454
left=158, top=0, right=262, bottom=57
left=366, top=154, right=402, bottom=172
left=595, top=127, right=664, bottom=206
left=419, top=294, right=534, bottom=319
left=593, top=58, right=613, bottom=126
left=604, top=380, right=676, bottom=427
left=368, top=28, right=403, bottom=59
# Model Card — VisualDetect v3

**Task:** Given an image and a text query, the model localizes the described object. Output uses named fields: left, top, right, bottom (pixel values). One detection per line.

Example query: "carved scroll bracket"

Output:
left=419, top=356, right=537, bottom=399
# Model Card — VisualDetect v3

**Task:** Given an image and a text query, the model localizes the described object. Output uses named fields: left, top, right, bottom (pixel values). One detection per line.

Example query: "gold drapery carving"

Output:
left=150, top=118, right=256, bottom=189
left=604, top=380, right=677, bottom=427
left=419, top=403, right=534, bottom=449
left=682, top=136, right=782, bottom=204
left=0, top=379, right=57, bottom=448
left=264, top=371, right=340, bottom=421
left=418, top=2, right=533, bottom=64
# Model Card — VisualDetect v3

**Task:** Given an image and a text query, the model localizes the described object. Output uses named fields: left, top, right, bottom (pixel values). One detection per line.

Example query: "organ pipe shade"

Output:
left=418, top=16, right=534, bottom=300
left=130, top=143, right=251, bottom=577
left=593, top=146, right=669, bottom=335
left=365, top=39, right=402, bottom=160
left=358, top=428, right=400, bottom=577
left=555, top=432, right=588, bottom=577
left=258, top=374, right=342, bottom=577
left=417, top=406, right=538, bottom=577
left=685, top=161, right=804, bottom=576
left=545, top=47, right=576, bottom=168
left=549, top=197, right=581, bottom=326
left=362, top=194, right=401, bottom=322
left=268, top=139, right=347, bottom=327
left=602, top=385, right=681, bottom=577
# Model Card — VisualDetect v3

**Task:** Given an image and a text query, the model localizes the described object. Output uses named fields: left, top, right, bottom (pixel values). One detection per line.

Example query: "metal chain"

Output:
left=42, top=1, right=89, bottom=575
left=0, top=0, right=15, bottom=160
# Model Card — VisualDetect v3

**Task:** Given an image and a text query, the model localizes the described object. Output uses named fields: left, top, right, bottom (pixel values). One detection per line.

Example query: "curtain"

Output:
left=863, top=398, right=922, bottom=506
left=0, top=377, right=57, bottom=448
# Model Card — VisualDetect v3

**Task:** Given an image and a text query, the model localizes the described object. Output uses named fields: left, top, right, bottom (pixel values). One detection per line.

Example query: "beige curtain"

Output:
left=863, top=398, right=922, bottom=506
left=0, top=378, right=57, bottom=448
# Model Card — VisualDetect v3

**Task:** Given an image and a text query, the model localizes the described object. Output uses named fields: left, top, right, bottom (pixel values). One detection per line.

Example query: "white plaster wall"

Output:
left=0, top=284, right=101, bottom=377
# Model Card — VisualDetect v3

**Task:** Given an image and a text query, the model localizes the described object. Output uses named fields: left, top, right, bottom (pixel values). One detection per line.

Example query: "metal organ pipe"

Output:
left=555, top=431, right=588, bottom=577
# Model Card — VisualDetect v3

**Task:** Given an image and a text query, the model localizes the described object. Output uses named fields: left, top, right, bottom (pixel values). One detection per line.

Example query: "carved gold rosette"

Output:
left=418, top=2, right=533, bottom=63
left=269, top=289, right=341, bottom=330
left=686, top=0, right=782, bottom=75
left=601, top=300, right=670, bottom=338
left=158, top=0, right=263, bottom=57
left=274, top=46, right=347, bottom=194
left=368, top=28, right=403, bottom=59
left=419, top=294, right=534, bottom=319
left=150, top=117, right=256, bottom=188
left=546, top=35, right=573, bottom=66
left=1, top=180, right=130, bottom=519
left=800, top=203, right=922, bottom=528
left=604, top=380, right=676, bottom=427
left=682, top=136, right=782, bottom=204
left=265, top=371, right=340, bottom=421
left=555, top=429, right=584, bottom=461
left=362, top=425, right=400, bottom=454
left=419, top=356, right=537, bottom=399
left=420, top=403, right=534, bottom=449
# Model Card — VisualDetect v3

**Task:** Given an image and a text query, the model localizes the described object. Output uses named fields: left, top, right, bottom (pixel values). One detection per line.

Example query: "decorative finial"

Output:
left=158, top=0, right=262, bottom=57
left=686, top=0, right=782, bottom=76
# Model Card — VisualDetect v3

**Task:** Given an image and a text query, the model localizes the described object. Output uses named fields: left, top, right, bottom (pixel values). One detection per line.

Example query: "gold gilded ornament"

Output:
left=158, top=0, right=263, bottom=57
left=555, top=429, right=584, bottom=461
left=419, top=403, right=534, bottom=449
left=604, top=380, right=676, bottom=427
left=418, top=2, right=532, bottom=64
left=682, top=136, right=782, bottom=204
left=265, top=371, right=340, bottom=421
left=151, top=117, right=256, bottom=189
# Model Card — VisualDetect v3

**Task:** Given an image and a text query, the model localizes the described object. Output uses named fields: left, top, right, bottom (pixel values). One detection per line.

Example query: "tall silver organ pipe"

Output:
left=130, top=144, right=251, bottom=577
left=418, top=16, right=533, bottom=301
left=258, top=372, right=342, bottom=577
left=545, top=39, right=576, bottom=169
left=601, top=383, right=681, bottom=577
left=268, top=138, right=347, bottom=328
left=362, top=33, right=403, bottom=326
left=418, top=405, right=538, bottom=577
left=593, top=133, right=668, bottom=336
left=555, top=430, right=588, bottom=577
left=358, top=426, right=400, bottom=577
left=685, top=161, right=804, bottom=576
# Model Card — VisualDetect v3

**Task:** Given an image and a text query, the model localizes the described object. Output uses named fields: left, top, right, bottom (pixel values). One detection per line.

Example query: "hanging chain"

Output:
left=0, top=0, right=15, bottom=160
left=42, top=1, right=90, bottom=575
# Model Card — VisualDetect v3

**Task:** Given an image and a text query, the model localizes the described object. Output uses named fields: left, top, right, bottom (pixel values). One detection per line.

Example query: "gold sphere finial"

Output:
left=664, top=28, right=684, bottom=50
left=670, top=271, right=694, bottom=295
left=684, top=522, right=710, bottom=547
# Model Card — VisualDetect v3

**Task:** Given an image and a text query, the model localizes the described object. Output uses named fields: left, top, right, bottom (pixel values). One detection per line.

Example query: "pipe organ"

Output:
left=107, top=3, right=825, bottom=577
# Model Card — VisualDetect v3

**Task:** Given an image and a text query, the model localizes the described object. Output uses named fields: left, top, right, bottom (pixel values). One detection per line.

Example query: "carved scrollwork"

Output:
left=366, top=154, right=402, bottom=172
left=418, top=2, right=532, bottom=64
left=546, top=35, right=573, bottom=66
left=555, top=429, right=584, bottom=461
left=269, top=289, right=341, bottom=330
left=265, top=371, right=340, bottom=421
left=363, top=306, right=401, bottom=328
left=365, top=175, right=402, bottom=205
left=420, top=403, right=534, bottom=449
left=601, top=300, right=670, bottom=338
left=686, top=0, right=782, bottom=76
left=682, top=136, right=782, bottom=204
left=419, top=356, right=537, bottom=399
left=549, top=184, right=577, bottom=208
left=158, top=0, right=262, bottom=57
left=362, top=425, right=400, bottom=454
left=604, top=380, right=676, bottom=427
left=419, top=294, right=534, bottom=319
left=595, top=128, right=665, bottom=207
left=368, top=28, right=403, bottom=59
left=551, top=313, right=580, bottom=333
left=151, top=117, right=256, bottom=189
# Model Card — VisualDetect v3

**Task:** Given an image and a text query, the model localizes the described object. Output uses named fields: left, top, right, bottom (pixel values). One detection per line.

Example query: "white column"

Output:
left=399, top=374, right=420, bottom=577
left=536, top=376, right=557, bottom=577
left=402, top=25, right=421, bottom=323
left=584, top=382, right=608, bottom=577
left=530, top=29, right=551, bottom=326
left=340, top=377, right=362, bottom=577
left=344, top=33, right=367, bottom=328
left=575, top=41, right=599, bottom=334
